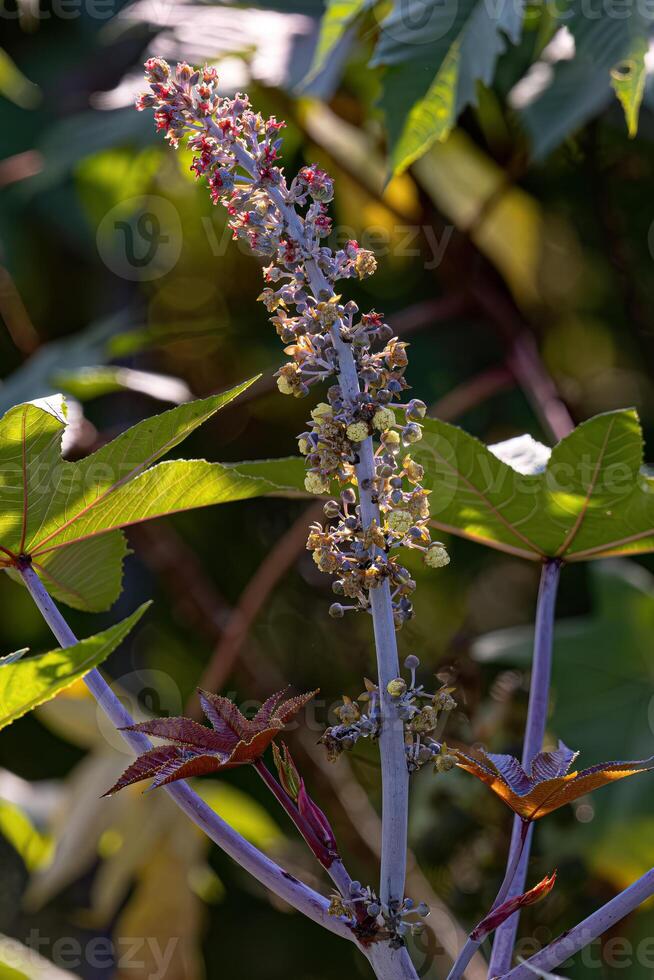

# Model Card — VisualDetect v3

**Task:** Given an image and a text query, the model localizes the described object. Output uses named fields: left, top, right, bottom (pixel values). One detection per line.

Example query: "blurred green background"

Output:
left=1, top=1, right=654, bottom=977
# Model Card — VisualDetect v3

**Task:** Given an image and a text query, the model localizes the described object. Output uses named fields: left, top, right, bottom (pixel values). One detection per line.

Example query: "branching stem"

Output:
left=488, top=558, right=561, bottom=976
left=504, top=867, right=654, bottom=979
left=17, top=562, right=352, bottom=942
left=446, top=821, right=530, bottom=980
left=18, top=560, right=418, bottom=980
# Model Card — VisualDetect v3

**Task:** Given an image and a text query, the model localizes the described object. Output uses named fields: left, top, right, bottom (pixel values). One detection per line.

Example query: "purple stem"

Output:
left=503, top=868, right=654, bottom=978
left=253, top=758, right=352, bottom=896
left=19, top=561, right=422, bottom=978
left=488, top=558, right=561, bottom=977
left=17, top=561, right=353, bottom=943
left=447, top=822, right=530, bottom=980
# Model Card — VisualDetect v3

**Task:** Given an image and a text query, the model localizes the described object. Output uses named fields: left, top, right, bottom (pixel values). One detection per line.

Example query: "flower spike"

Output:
left=136, top=57, right=449, bottom=632
left=104, top=687, right=317, bottom=795
left=454, top=740, right=654, bottom=820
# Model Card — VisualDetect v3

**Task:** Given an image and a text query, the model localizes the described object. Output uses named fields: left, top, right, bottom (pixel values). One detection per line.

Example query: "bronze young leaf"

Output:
left=105, top=688, right=317, bottom=795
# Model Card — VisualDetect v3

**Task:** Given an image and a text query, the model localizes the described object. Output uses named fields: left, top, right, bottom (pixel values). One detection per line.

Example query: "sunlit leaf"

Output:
left=305, top=0, right=370, bottom=83
left=0, top=800, right=51, bottom=872
left=0, top=381, right=297, bottom=609
left=518, top=12, right=651, bottom=157
left=0, top=603, right=149, bottom=730
left=413, top=409, right=654, bottom=562
left=611, top=36, right=648, bottom=138
left=226, top=409, right=654, bottom=561
left=13, top=531, right=131, bottom=612
left=375, top=0, right=524, bottom=174
left=226, top=456, right=307, bottom=494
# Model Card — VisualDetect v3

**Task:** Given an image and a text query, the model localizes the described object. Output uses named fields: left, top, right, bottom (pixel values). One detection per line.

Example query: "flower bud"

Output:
left=402, top=423, right=422, bottom=445
left=434, top=749, right=457, bottom=774
left=406, top=399, right=427, bottom=420
left=387, top=678, right=407, bottom=698
left=297, top=780, right=339, bottom=866
left=425, top=543, right=450, bottom=569
left=323, top=500, right=340, bottom=519
left=272, top=742, right=301, bottom=801
left=381, top=430, right=401, bottom=453
left=354, top=249, right=377, bottom=279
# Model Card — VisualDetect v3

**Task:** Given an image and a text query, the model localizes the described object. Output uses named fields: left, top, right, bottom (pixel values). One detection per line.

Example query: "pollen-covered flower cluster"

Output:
left=302, top=396, right=449, bottom=627
left=320, top=678, right=381, bottom=762
left=137, top=58, right=449, bottom=631
left=322, top=656, right=458, bottom=773
left=329, top=880, right=429, bottom=948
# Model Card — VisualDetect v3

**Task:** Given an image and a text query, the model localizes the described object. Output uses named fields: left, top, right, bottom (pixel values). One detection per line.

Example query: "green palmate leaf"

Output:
left=519, top=4, right=653, bottom=157
left=412, top=408, right=654, bottom=561
left=305, top=0, right=370, bottom=83
left=0, top=603, right=149, bottom=731
left=0, top=381, right=294, bottom=611
left=375, top=0, right=524, bottom=174
left=227, top=408, right=654, bottom=561
left=611, top=35, right=648, bottom=137
left=14, top=532, right=131, bottom=612
left=226, top=455, right=307, bottom=493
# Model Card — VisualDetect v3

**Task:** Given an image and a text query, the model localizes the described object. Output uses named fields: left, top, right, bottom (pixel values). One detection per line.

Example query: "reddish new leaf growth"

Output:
left=471, top=872, right=557, bottom=942
left=104, top=687, right=317, bottom=795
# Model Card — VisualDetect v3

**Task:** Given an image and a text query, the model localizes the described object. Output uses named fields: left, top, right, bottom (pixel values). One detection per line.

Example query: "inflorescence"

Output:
left=329, top=879, right=430, bottom=948
left=321, top=655, right=458, bottom=773
left=137, top=58, right=449, bottom=632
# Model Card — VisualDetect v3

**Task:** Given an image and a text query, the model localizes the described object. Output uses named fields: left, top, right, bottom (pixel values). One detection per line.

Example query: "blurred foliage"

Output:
left=1, top=1, right=654, bottom=978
